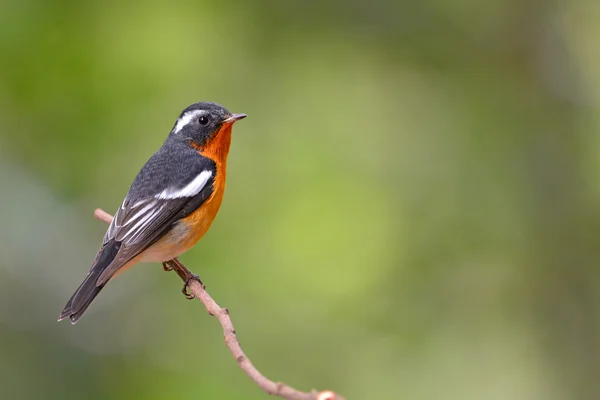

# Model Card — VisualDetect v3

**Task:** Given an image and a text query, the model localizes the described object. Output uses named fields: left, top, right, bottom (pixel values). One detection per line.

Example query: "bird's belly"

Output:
left=138, top=226, right=192, bottom=262
left=139, top=188, right=225, bottom=262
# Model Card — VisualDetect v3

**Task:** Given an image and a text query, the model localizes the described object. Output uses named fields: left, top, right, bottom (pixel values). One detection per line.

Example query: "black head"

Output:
left=170, top=101, right=246, bottom=146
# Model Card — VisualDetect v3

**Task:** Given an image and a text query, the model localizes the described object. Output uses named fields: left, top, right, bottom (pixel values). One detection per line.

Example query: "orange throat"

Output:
left=193, top=122, right=234, bottom=169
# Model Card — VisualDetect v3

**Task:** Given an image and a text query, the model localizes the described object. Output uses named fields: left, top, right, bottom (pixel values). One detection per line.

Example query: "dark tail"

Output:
left=58, top=241, right=121, bottom=324
left=58, top=268, right=106, bottom=324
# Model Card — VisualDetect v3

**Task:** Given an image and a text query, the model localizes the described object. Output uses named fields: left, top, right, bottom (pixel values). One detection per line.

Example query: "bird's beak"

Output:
left=222, top=113, right=247, bottom=125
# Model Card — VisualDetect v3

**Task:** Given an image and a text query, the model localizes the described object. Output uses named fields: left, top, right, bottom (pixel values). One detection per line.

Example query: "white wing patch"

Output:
left=104, top=198, right=162, bottom=244
left=121, top=203, right=166, bottom=242
left=103, top=198, right=127, bottom=243
left=173, top=109, right=208, bottom=134
left=123, top=200, right=156, bottom=226
left=155, top=170, right=213, bottom=200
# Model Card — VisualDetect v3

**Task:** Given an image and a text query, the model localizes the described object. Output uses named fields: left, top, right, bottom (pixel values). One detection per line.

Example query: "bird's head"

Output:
left=170, top=102, right=246, bottom=148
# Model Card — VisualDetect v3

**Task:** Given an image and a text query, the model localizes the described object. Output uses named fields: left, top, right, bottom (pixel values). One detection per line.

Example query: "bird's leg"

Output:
left=162, top=262, right=173, bottom=271
left=173, top=258, right=204, bottom=299
left=164, top=257, right=204, bottom=299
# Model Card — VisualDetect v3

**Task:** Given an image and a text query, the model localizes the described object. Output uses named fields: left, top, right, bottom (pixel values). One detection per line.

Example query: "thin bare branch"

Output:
left=93, top=208, right=346, bottom=400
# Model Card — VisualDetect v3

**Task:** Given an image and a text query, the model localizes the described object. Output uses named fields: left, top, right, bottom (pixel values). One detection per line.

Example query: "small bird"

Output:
left=59, top=102, right=246, bottom=324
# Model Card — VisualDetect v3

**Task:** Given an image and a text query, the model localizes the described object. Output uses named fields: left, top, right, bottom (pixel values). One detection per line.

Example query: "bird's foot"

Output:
left=182, top=274, right=204, bottom=300
left=165, top=258, right=204, bottom=299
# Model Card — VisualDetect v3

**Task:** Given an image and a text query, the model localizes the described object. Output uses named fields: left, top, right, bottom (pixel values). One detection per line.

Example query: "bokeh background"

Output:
left=1, top=0, right=600, bottom=399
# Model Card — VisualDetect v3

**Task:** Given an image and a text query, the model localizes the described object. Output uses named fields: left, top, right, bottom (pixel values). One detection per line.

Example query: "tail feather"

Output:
left=58, top=269, right=106, bottom=324
left=58, top=240, right=121, bottom=324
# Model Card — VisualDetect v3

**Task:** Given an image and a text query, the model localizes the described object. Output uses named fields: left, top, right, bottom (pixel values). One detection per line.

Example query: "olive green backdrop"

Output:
left=1, top=0, right=599, bottom=399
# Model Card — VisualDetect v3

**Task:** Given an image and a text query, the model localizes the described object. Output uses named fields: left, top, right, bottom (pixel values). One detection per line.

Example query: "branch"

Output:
left=94, top=208, right=345, bottom=400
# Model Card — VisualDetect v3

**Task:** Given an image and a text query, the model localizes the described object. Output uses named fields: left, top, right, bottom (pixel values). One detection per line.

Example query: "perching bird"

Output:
left=58, top=102, right=246, bottom=324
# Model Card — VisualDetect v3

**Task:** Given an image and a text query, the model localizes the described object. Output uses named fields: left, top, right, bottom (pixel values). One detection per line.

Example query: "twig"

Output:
left=94, top=208, right=346, bottom=400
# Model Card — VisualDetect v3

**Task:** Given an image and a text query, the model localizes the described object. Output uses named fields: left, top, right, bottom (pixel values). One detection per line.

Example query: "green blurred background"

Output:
left=1, top=0, right=600, bottom=399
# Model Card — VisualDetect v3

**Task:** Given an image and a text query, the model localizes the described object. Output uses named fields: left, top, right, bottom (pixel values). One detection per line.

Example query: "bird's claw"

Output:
left=182, top=274, right=204, bottom=300
left=162, top=258, right=204, bottom=299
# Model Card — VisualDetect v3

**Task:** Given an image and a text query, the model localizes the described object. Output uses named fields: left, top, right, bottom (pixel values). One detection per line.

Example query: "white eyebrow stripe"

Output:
left=155, top=170, right=213, bottom=199
left=173, top=110, right=208, bottom=134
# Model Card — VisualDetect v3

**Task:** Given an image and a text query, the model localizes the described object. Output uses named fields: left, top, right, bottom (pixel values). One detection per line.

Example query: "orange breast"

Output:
left=178, top=176, right=226, bottom=248
left=138, top=181, right=225, bottom=263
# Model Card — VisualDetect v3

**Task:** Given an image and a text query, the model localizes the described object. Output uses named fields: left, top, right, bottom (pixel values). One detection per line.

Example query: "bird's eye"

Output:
left=198, top=116, right=209, bottom=126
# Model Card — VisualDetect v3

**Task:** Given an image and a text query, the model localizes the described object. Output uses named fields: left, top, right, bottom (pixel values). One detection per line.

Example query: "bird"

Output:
left=58, top=101, right=246, bottom=324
